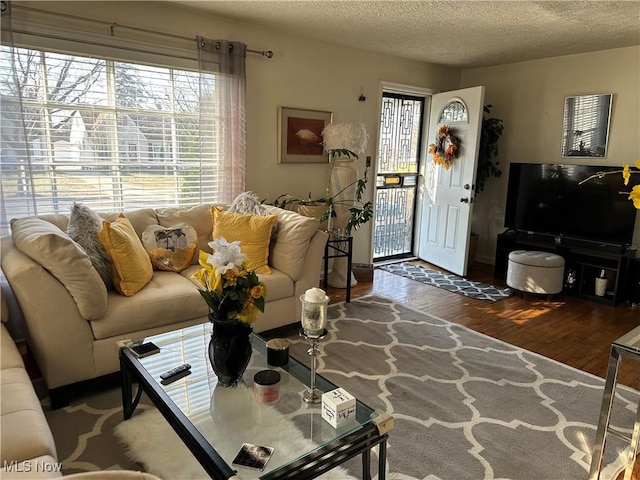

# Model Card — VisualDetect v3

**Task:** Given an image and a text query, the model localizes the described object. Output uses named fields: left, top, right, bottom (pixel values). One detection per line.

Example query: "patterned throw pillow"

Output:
left=141, top=224, right=198, bottom=272
left=67, top=202, right=113, bottom=289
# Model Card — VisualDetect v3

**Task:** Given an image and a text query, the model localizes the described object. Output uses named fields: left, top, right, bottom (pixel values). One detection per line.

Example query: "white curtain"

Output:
left=1, top=5, right=38, bottom=233
left=197, top=37, right=247, bottom=204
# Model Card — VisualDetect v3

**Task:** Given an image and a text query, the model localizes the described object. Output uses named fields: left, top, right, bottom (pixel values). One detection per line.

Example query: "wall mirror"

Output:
left=561, top=93, right=612, bottom=158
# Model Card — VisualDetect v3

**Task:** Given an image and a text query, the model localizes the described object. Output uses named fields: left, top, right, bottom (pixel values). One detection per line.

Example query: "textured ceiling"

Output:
left=171, top=0, right=640, bottom=68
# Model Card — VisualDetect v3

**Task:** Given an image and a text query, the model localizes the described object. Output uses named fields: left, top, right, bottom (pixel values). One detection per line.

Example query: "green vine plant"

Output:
left=476, top=104, right=505, bottom=194
left=320, top=166, right=373, bottom=237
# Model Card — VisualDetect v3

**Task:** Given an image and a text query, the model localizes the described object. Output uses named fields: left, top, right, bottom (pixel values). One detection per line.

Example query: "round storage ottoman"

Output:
left=506, top=250, right=565, bottom=295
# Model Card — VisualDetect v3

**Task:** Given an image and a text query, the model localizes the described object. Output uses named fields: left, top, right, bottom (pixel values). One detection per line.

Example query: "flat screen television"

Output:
left=504, top=163, right=637, bottom=246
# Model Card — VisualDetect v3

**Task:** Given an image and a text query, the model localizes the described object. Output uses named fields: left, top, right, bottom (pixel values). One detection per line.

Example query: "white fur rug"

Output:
left=113, top=384, right=357, bottom=479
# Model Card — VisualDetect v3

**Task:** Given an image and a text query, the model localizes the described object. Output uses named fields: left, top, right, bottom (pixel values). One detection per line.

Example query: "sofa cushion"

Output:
left=155, top=204, right=217, bottom=264
left=262, top=206, right=321, bottom=281
left=10, top=217, right=108, bottom=320
left=256, top=268, right=294, bottom=302
left=1, top=324, right=24, bottom=370
left=211, top=207, right=277, bottom=274
left=1, top=368, right=58, bottom=467
left=98, top=214, right=154, bottom=297
left=89, top=271, right=209, bottom=339
left=67, top=202, right=113, bottom=289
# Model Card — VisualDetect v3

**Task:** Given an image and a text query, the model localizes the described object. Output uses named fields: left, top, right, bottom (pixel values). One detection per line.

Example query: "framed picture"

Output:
left=278, top=107, right=332, bottom=164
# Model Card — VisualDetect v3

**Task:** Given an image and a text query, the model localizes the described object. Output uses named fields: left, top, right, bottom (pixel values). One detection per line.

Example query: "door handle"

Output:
left=460, top=197, right=469, bottom=203
left=464, top=184, right=471, bottom=190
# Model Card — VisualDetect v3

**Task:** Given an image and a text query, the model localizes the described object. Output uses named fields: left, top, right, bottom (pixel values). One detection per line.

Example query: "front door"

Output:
left=417, top=86, right=485, bottom=276
left=373, top=92, right=425, bottom=261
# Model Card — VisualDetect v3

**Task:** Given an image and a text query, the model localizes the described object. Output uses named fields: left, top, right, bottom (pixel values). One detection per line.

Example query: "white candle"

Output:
left=300, top=288, right=329, bottom=337
left=305, top=287, right=328, bottom=303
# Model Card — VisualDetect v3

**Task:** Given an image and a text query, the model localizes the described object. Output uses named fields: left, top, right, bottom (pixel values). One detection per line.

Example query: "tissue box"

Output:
left=321, top=388, right=356, bottom=428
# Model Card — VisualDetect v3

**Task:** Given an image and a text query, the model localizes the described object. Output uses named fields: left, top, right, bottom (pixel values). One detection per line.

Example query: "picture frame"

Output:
left=560, top=93, right=612, bottom=158
left=278, top=107, right=332, bottom=164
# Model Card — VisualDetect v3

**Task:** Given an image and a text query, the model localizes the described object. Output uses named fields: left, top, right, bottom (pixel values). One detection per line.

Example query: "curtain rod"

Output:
left=11, top=3, right=274, bottom=58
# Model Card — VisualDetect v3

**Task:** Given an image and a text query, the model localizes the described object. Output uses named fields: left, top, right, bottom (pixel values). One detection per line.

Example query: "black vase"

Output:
left=208, top=316, right=252, bottom=387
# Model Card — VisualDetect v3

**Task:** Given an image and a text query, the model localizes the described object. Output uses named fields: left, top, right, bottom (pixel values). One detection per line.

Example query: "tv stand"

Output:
left=495, top=231, right=634, bottom=305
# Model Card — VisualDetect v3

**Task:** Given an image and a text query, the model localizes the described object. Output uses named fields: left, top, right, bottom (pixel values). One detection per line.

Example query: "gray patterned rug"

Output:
left=378, top=262, right=515, bottom=302
left=44, top=296, right=636, bottom=479
left=287, top=296, right=635, bottom=479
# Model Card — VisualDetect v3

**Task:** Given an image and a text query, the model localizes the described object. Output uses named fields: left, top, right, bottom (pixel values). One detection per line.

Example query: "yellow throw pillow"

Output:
left=211, top=207, right=277, bottom=274
left=98, top=214, right=153, bottom=296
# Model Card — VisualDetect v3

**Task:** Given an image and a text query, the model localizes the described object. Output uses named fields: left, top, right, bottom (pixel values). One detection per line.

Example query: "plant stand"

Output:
left=324, top=235, right=354, bottom=299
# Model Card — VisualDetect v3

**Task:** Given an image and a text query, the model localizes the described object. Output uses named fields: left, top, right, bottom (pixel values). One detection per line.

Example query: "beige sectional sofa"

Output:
left=1, top=203, right=327, bottom=406
left=0, top=319, right=58, bottom=478
left=0, top=296, right=161, bottom=479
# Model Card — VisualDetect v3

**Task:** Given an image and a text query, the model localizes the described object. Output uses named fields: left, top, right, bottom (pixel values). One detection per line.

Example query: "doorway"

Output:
left=373, top=92, right=425, bottom=261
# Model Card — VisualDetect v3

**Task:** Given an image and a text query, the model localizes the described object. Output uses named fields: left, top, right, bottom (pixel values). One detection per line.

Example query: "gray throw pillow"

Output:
left=67, top=202, right=113, bottom=289
left=228, top=191, right=279, bottom=238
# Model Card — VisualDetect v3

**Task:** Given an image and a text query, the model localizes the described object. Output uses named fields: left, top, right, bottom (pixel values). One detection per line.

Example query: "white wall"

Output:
left=461, top=46, right=640, bottom=264
left=19, top=0, right=461, bottom=265
left=19, top=2, right=638, bottom=269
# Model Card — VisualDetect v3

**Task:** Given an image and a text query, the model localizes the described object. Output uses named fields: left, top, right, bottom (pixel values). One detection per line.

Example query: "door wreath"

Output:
left=429, top=125, right=460, bottom=170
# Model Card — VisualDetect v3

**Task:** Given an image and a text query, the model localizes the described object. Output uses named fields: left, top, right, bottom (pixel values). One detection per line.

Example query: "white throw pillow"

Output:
left=11, top=217, right=108, bottom=320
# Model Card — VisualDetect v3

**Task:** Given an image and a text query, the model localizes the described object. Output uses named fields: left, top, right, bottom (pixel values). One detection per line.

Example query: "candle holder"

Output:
left=299, top=328, right=328, bottom=404
left=299, top=289, right=329, bottom=404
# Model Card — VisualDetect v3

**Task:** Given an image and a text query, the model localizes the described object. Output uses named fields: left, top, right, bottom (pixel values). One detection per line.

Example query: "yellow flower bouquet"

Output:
left=192, top=238, right=267, bottom=325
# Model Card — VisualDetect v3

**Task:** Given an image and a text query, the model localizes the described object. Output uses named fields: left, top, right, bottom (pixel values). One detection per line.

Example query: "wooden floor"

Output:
left=326, top=260, right=640, bottom=390
left=327, top=260, right=640, bottom=478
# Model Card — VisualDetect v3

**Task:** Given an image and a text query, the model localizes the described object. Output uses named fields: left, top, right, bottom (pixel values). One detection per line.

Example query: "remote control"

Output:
left=160, top=363, right=191, bottom=380
left=161, top=368, right=191, bottom=385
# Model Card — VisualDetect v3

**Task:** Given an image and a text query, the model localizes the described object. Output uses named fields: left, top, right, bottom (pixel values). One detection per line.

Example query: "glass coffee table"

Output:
left=119, top=323, right=391, bottom=479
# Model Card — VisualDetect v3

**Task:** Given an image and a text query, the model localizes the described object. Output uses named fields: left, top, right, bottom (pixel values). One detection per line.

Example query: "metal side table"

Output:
left=589, top=325, right=640, bottom=480
left=323, top=235, right=353, bottom=302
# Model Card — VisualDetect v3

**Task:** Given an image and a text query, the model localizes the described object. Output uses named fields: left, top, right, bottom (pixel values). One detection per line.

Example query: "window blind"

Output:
left=1, top=45, right=221, bottom=230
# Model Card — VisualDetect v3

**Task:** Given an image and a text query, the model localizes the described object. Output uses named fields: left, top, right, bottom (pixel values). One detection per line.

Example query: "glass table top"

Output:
left=613, top=324, right=640, bottom=353
left=133, top=323, right=373, bottom=477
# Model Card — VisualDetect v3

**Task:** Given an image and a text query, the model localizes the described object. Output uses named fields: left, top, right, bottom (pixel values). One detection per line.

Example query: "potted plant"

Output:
left=273, top=193, right=332, bottom=230
left=272, top=169, right=373, bottom=235
left=476, top=104, right=505, bottom=194
left=469, top=105, right=504, bottom=269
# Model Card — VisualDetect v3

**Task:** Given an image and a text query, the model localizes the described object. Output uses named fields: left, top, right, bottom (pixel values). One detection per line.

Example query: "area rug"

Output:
left=379, top=261, right=515, bottom=302
left=283, top=295, right=636, bottom=480
left=46, top=296, right=637, bottom=480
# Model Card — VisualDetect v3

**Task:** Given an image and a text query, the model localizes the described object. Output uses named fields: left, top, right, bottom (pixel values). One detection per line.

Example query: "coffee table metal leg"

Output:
left=624, top=400, right=640, bottom=480
left=121, top=357, right=134, bottom=420
left=379, top=439, right=387, bottom=480
left=589, top=346, right=622, bottom=479
left=121, top=356, right=143, bottom=420
left=361, top=446, right=371, bottom=480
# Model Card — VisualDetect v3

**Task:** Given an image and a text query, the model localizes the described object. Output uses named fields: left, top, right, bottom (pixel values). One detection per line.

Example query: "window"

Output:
left=1, top=46, right=221, bottom=232
left=438, top=100, right=467, bottom=123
